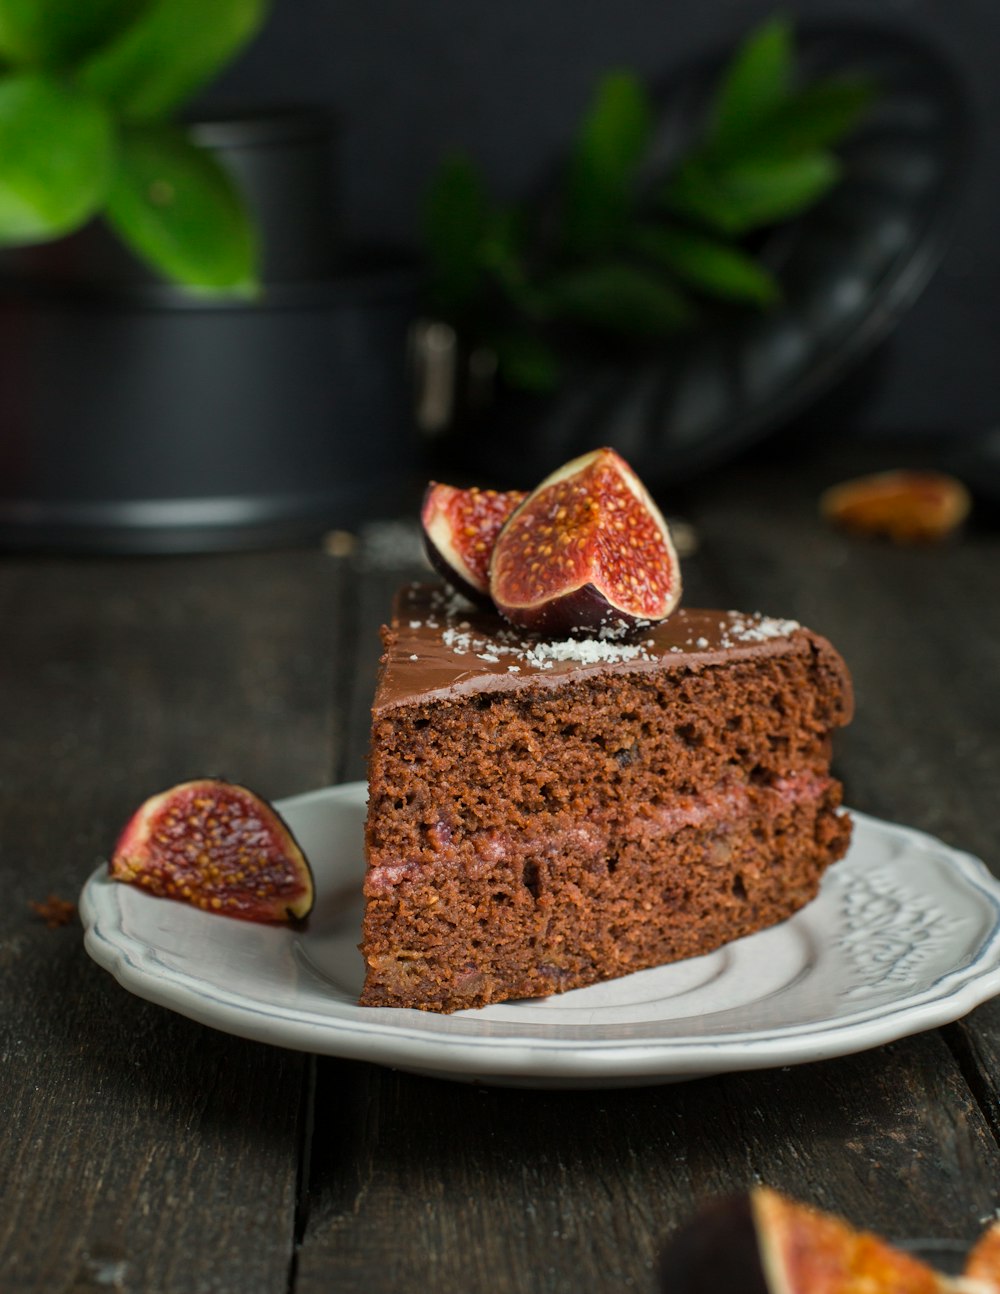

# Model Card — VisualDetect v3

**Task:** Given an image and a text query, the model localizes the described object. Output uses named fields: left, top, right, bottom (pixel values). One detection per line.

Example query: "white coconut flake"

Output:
left=522, top=637, right=651, bottom=668
left=419, top=595, right=666, bottom=674
left=429, top=586, right=477, bottom=617
left=728, top=612, right=801, bottom=643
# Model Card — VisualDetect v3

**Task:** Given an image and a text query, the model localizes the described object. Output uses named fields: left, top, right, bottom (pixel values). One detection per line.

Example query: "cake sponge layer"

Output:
left=361, top=587, right=853, bottom=1012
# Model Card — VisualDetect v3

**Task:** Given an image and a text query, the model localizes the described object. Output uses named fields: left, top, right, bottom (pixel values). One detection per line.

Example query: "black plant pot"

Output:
left=0, top=108, right=421, bottom=554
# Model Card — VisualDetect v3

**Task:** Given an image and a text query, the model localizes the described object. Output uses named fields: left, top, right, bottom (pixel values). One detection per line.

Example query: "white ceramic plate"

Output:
left=80, top=783, right=1000, bottom=1088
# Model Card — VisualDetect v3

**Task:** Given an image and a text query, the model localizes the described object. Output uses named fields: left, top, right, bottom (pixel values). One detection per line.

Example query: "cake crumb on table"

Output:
left=29, top=894, right=78, bottom=928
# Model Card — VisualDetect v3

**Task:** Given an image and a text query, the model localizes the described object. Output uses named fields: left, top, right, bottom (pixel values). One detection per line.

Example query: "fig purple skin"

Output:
left=657, top=1196, right=769, bottom=1294
left=489, top=447, right=682, bottom=638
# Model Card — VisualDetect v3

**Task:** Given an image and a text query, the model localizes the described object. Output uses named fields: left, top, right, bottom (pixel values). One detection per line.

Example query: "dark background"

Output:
left=206, top=0, right=1000, bottom=441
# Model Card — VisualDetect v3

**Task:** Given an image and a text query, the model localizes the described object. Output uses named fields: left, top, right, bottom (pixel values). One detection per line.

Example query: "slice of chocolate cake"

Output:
left=360, top=584, right=853, bottom=1013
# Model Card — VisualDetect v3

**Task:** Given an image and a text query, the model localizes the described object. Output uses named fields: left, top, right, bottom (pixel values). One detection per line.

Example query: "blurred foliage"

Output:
left=0, top=0, right=267, bottom=295
left=423, top=16, right=875, bottom=391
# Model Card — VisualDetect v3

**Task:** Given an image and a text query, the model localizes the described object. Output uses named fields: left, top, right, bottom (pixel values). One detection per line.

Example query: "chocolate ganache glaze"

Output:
left=374, top=584, right=854, bottom=714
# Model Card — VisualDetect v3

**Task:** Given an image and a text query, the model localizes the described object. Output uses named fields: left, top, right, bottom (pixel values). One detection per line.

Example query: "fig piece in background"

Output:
left=110, top=778, right=314, bottom=923
left=820, top=470, right=971, bottom=542
left=420, top=482, right=526, bottom=607
left=658, top=1187, right=953, bottom=1294
left=489, top=447, right=681, bottom=638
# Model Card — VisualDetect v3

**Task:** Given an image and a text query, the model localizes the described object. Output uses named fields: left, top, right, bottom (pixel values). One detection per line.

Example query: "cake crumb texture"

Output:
left=360, top=610, right=853, bottom=1013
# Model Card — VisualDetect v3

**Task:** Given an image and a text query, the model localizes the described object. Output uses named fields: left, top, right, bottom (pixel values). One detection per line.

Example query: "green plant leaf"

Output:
left=630, top=223, right=779, bottom=305
left=105, top=125, right=258, bottom=293
left=423, top=153, right=492, bottom=315
left=545, top=261, right=692, bottom=338
left=78, top=0, right=268, bottom=121
left=0, top=0, right=152, bottom=68
left=563, top=70, right=653, bottom=256
left=743, top=76, right=875, bottom=158
left=710, top=15, right=793, bottom=155
left=0, top=73, right=113, bottom=243
left=665, top=151, right=839, bottom=234
left=480, top=206, right=544, bottom=315
left=491, top=329, right=561, bottom=391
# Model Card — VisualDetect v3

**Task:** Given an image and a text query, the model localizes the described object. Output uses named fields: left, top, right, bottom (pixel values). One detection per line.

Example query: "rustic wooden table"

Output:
left=3, top=439, right=999, bottom=1293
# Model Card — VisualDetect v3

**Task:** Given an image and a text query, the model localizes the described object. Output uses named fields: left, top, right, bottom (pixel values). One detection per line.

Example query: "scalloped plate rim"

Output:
left=80, top=784, right=1000, bottom=1087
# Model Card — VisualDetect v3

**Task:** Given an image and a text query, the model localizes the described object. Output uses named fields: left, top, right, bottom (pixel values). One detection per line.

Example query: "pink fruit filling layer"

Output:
left=365, top=770, right=836, bottom=895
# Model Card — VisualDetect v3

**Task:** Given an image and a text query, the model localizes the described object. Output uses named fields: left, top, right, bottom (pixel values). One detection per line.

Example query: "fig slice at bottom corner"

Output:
left=489, top=446, right=682, bottom=638
left=109, top=778, right=314, bottom=923
left=421, top=481, right=526, bottom=606
left=657, top=1187, right=955, bottom=1294
left=965, top=1220, right=1000, bottom=1289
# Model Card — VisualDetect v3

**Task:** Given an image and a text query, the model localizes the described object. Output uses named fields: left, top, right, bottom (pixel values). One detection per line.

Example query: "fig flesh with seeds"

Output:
left=489, top=447, right=681, bottom=637
left=421, top=482, right=526, bottom=606
left=658, top=1188, right=952, bottom=1294
left=109, top=778, right=314, bottom=923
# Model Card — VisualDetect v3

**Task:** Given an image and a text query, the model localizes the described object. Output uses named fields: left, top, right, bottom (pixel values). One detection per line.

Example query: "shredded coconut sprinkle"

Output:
left=401, top=587, right=801, bottom=677
left=717, top=612, right=801, bottom=648
left=522, top=638, right=651, bottom=667
left=437, top=616, right=654, bottom=670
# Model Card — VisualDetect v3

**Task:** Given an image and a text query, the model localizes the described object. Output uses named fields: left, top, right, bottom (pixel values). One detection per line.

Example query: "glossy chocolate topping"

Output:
left=373, top=584, right=853, bottom=714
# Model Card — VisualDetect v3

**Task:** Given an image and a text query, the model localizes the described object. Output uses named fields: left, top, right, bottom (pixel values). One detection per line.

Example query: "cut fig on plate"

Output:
left=489, top=447, right=681, bottom=637
left=421, top=482, right=526, bottom=606
left=110, top=779, right=314, bottom=923
left=658, top=1188, right=953, bottom=1294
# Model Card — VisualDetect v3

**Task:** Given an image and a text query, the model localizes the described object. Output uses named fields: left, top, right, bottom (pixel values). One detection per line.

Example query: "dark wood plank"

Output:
left=0, top=550, right=345, bottom=1291
left=949, top=999, right=1000, bottom=1147
left=297, top=1033, right=1000, bottom=1294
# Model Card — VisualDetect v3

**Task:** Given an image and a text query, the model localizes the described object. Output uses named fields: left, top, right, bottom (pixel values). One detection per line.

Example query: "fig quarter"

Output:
left=110, top=778, right=314, bottom=923
left=489, top=447, right=682, bottom=638
left=421, top=482, right=526, bottom=606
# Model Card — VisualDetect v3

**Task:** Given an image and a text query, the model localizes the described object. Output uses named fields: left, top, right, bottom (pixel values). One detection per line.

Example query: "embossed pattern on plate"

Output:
left=80, top=783, right=1000, bottom=1088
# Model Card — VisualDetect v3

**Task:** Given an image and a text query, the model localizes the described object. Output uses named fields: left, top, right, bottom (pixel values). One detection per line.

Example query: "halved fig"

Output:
left=659, top=1188, right=952, bottom=1294
left=489, top=447, right=681, bottom=637
left=965, top=1221, right=1000, bottom=1289
left=110, top=778, right=314, bottom=923
left=421, top=482, right=526, bottom=605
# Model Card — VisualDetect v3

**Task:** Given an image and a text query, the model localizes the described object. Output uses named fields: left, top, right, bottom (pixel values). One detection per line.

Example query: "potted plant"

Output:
left=0, top=0, right=420, bottom=552
left=412, top=16, right=966, bottom=489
